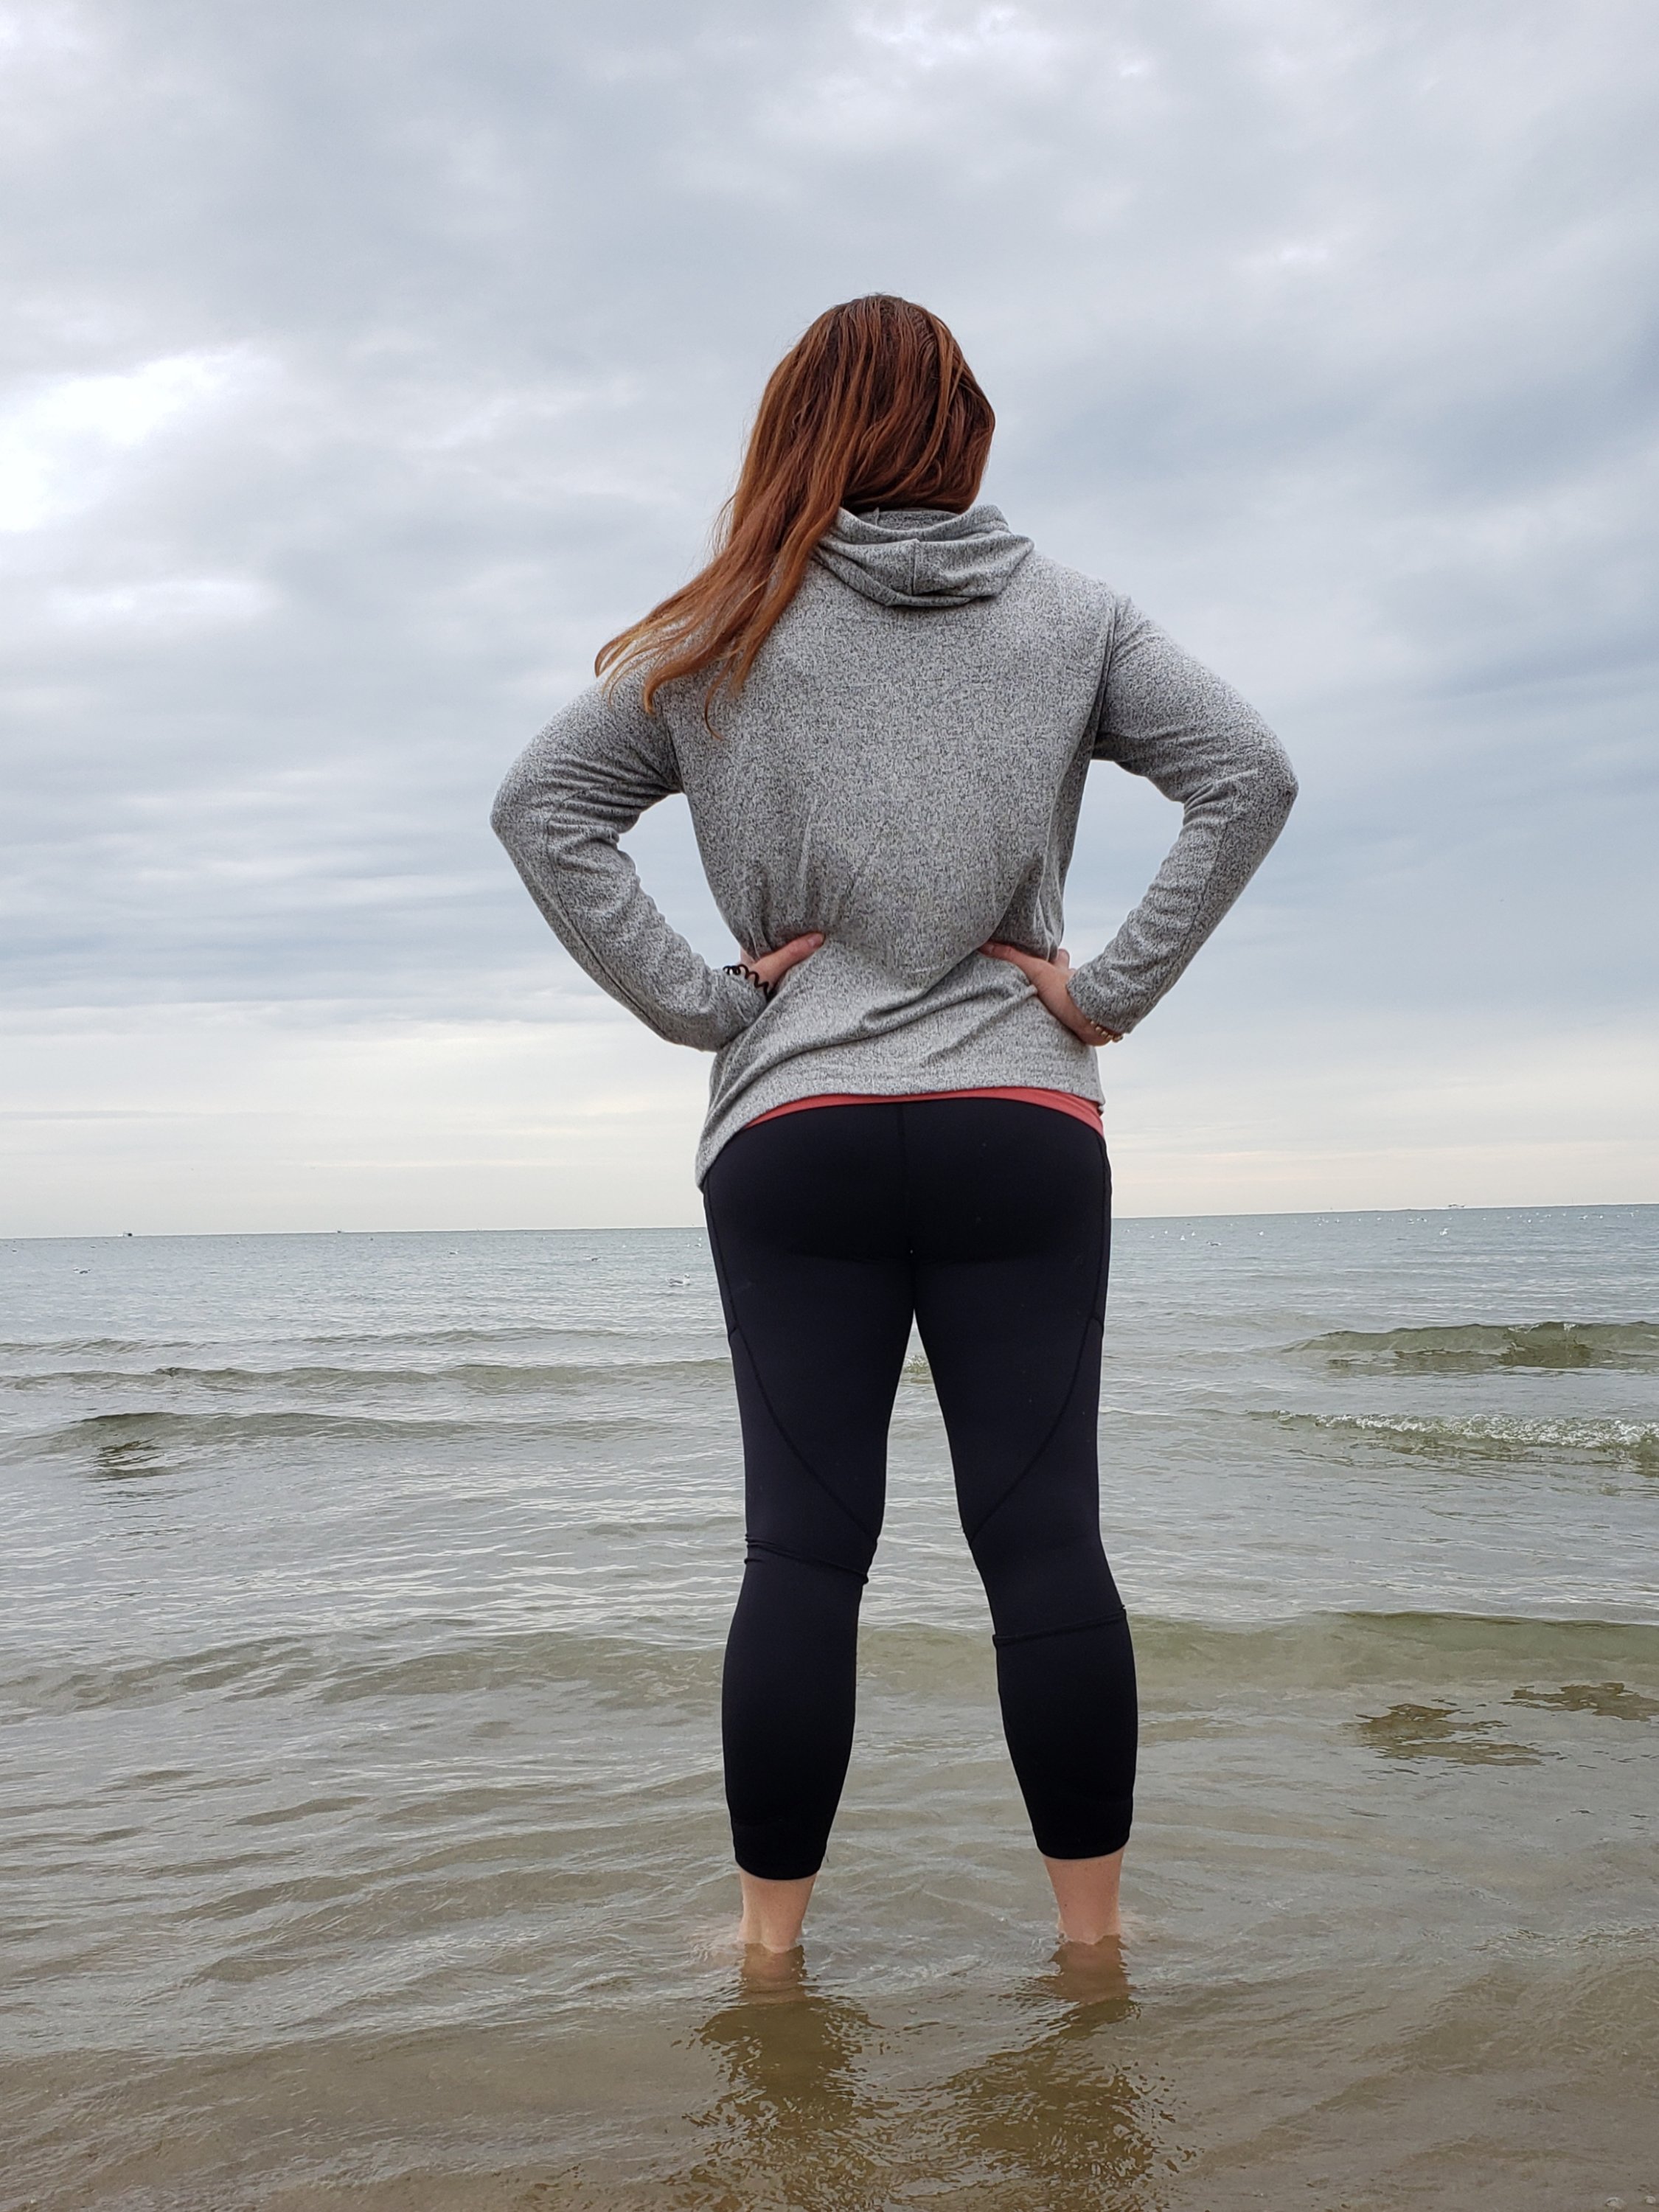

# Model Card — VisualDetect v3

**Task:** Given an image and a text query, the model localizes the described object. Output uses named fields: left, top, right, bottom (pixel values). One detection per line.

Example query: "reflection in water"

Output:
left=672, top=1948, right=1173, bottom=2212
left=1036, top=1935, right=1138, bottom=2014
left=677, top=1963, right=889, bottom=2211
left=923, top=2006, right=1169, bottom=2210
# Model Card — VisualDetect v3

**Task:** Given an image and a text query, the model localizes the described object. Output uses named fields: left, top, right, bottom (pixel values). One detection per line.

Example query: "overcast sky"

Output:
left=3, top=0, right=1656, bottom=1234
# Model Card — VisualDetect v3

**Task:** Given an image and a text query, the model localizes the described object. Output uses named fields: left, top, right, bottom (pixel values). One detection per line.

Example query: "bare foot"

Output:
left=1047, top=1930, right=1134, bottom=2009
left=1042, top=1848, right=1124, bottom=1945
left=738, top=1941, right=808, bottom=1994
left=737, top=1868, right=816, bottom=1952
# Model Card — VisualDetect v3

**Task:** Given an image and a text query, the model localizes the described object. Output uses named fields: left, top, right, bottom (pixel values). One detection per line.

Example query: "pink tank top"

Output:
left=745, top=1086, right=1103, bottom=1135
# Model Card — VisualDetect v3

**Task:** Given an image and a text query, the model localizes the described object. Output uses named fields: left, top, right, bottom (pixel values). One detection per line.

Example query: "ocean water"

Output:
left=2, top=1204, right=1656, bottom=2212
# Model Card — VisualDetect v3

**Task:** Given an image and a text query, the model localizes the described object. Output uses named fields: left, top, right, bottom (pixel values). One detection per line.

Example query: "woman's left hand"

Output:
left=980, top=942, right=1122, bottom=1046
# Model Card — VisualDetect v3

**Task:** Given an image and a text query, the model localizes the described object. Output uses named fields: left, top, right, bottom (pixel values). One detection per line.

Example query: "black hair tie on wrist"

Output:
left=724, top=961, right=774, bottom=1001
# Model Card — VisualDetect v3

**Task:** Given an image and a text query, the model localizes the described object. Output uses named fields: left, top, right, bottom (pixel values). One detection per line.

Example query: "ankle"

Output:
left=737, top=1868, right=816, bottom=1951
left=1057, top=1908, right=1122, bottom=1945
left=1043, top=1846, right=1125, bottom=1947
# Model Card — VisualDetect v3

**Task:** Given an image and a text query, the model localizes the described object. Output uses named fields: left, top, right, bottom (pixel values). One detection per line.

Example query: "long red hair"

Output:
left=596, top=295, right=995, bottom=714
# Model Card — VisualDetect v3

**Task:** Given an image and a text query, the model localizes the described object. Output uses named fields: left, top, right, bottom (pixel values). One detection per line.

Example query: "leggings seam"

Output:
left=992, top=1609, right=1126, bottom=1649
left=963, top=1310, right=1102, bottom=1548
left=745, top=1537, right=869, bottom=1585
left=896, top=1099, right=915, bottom=1253
left=729, top=1321, right=881, bottom=1549
left=705, top=1203, right=880, bottom=1552
left=961, top=1157, right=1110, bottom=1549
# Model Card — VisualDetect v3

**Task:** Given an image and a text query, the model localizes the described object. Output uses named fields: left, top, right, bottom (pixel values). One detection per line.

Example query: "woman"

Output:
left=493, top=295, right=1295, bottom=1956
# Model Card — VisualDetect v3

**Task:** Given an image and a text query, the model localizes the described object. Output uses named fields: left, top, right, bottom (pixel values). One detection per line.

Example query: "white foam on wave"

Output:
left=1276, top=1409, right=1659, bottom=1459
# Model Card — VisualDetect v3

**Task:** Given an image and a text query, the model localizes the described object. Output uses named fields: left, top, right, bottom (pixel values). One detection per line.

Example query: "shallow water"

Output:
left=2, top=1206, right=1656, bottom=2210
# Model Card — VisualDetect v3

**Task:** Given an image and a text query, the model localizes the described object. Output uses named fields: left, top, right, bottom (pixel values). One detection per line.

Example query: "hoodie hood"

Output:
left=813, top=501, right=1033, bottom=609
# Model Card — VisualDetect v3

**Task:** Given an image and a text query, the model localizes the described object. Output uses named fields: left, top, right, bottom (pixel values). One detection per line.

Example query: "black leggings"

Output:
left=703, top=1097, right=1136, bottom=1881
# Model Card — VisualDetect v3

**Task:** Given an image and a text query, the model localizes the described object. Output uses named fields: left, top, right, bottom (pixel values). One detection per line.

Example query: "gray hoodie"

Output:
left=492, top=504, right=1297, bottom=1181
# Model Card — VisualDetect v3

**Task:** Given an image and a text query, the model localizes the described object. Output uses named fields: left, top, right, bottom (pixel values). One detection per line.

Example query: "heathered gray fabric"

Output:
left=492, top=502, right=1297, bottom=1183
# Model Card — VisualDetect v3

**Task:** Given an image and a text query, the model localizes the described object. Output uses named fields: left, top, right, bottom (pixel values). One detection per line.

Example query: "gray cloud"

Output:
left=3, top=0, right=1656, bottom=1225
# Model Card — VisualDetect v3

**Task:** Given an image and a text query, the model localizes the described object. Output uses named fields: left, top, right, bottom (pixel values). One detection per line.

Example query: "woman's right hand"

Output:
left=980, top=941, right=1122, bottom=1046
left=742, top=933, right=824, bottom=990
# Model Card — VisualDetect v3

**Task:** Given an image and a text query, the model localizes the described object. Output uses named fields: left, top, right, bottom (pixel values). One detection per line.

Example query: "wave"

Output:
left=0, top=1324, right=649, bottom=1358
left=1269, top=1409, right=1659, bottom=1466
left=0, top=1628, right=722, bottom=1718
left=2, top=1357, right=733, bottom=1397
left=1293, top=1320, right=1659, bottom=1372
left=15, top=1403, right=688, bottom=1463
left=7, top=1611, right=1655, bottom=1719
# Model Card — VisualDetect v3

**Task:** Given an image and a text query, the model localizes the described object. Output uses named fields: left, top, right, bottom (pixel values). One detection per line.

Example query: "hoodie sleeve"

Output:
left=1067, top=600, right=1298, bottom=1038
left=490, top=681, right=765, bottom=1051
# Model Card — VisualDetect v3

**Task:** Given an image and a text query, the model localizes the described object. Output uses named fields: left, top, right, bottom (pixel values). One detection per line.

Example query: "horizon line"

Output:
left=5, top=1197, right=1658, bottom=1243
